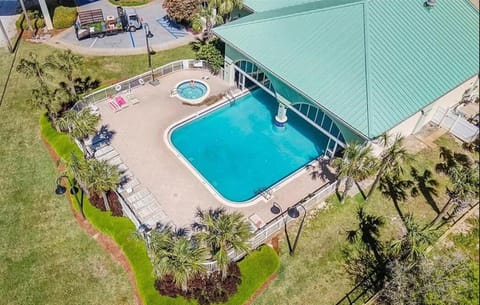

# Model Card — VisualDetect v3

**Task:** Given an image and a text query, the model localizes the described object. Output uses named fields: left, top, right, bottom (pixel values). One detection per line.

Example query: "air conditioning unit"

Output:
left=424, top=0, right=437, bottom=7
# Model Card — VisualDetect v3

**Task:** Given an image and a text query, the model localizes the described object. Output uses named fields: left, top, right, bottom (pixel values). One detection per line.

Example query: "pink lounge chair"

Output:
left=115, top=96, right=129, bottom=108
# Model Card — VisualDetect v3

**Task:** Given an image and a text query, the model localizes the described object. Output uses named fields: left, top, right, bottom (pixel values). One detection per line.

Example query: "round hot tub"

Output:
left=175, top=80, right=210, bottom=104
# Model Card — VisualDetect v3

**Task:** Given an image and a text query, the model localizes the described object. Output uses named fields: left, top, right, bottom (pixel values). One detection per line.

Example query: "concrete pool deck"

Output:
left=96, top=69, right=335, bottom=227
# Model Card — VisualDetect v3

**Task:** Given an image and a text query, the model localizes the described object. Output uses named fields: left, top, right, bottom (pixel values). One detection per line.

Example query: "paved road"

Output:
left=0, top=0, right=20, bottom=48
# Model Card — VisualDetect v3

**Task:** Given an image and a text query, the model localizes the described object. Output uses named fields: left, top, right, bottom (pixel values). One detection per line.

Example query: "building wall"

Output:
left=388, top=75, right=479, bottom=138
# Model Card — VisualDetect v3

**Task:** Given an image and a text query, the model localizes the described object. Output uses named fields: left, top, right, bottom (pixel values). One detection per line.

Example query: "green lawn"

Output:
left=0, top=41, right=195, bottom=305
left=252, top=134, right=477, bottom=305
left=1, top=41, right=279, bottom=305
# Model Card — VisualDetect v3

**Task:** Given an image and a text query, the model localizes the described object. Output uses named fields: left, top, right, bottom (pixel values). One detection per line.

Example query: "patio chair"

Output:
left=109, top=96, right=129, bottom=112
left=126, top=93, right=140, bottom=105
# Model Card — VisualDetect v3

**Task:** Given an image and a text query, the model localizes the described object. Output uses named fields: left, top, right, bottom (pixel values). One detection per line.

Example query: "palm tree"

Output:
left=208, top=0, right=243, bottom=22
left=347, top=207, right=386, bottom=265
left=77, top=158, right=121, bottom=211
left=410, top=168, right=439, bottom=213
left=379, top=173, right=413, bottom=224
left=390, top=214, right=436, bottom=264
left=332, top=143, right=376, bottom=203
left=46, top=50, right=83, bottom=96
left=28, top=85, right=61, bottom=121
left=367, top=134, right=410, bottom=200
left=431, top=164, right=479, bottom=225
left=16, top=52, right=52, bottom=87
left=193, top=207, right=252, bottom=277
left=149, top=226, right=206, bottom=291
left=199, top=6, right=224, bottom=39
left=56, top=108, right=100, bottom=157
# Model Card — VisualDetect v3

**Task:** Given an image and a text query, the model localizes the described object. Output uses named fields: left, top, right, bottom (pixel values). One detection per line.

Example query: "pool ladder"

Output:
left=226, top=89, right=236, bottom=105
left=170, top=88, right=178, bottom=97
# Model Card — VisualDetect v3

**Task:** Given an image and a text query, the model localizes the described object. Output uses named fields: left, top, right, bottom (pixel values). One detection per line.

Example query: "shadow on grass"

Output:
left=410, top=167, right=440, bottom=214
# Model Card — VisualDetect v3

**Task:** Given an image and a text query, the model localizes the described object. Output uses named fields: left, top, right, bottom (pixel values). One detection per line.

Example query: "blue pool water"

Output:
left=170, top=90, right=328, bottom=202
left=177, top=81, right=208, bottom=100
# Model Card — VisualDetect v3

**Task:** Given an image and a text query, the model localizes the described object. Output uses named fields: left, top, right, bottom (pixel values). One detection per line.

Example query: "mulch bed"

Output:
left=90, top=190, right=124, bottom=216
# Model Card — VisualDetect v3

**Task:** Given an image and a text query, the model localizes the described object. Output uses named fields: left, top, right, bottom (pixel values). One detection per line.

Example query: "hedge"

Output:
left=53, top=6, right=77, bottom=29
left=16, top=11, right=45, bottom=30
left=40, top=114, right=279, bottom=305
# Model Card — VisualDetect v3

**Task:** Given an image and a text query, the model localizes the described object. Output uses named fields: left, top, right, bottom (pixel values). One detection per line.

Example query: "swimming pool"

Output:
left=170, top=89, right=328, bottom=203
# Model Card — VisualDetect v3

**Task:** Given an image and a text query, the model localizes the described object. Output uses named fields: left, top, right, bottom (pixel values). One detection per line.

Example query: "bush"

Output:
left=155, top=263, right=242, bottom=305
left=53, top=6, right=77, bottom=29
left=16, top=11, right=46, bottom=30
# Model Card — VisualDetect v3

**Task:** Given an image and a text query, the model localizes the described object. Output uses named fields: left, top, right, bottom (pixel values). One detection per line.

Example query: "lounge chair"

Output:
left=126, top=93, right=140, bottom=105
left=109, top=96, right=129, bottom=112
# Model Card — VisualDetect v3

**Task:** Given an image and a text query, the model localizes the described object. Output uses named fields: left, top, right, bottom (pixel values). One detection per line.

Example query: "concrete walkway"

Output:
left=93, top=69, right=335, bottom=227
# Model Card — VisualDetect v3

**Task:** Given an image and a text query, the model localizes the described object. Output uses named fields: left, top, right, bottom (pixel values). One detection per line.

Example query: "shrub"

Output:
left=16, top=11, right=46, bottom=30
left=53, top=6, right=78, bottom=29
left=191, top=16, right=203, bottom=33
left=155, top=263, right=242, bottom=305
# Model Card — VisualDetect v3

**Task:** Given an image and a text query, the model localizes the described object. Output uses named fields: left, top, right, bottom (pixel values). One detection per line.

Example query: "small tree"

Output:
left=390, top=214, right=436, bottom=265
left=431, top=163, right=479, bottom=225
left=77, top=158, right=121, bottom=211
left=28, top=85, right=62, bottom=122
left=194, top=39, right=225, bottom=73
left=379, top=254, right=476, bottom=305
left=16, top=52, right=52, bottom=88
left=332, top=142, right=376, bottom=203
left=149, top=226, right=207, bottom=291
left=209, top=0, right=243, bottom=22
left=56, top=108, right=100, bottom=157
left=163, top=0, right=200, bottom=23
left=46, top=50, right=83, bottom=96
left=367, top=133, right=410, bottom=200
left=193, top=207, right=252, bottom=278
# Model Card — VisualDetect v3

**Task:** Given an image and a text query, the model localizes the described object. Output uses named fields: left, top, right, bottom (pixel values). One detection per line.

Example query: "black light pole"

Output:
left=55, top=175, right=85, bottom=219
left=144, top=23, right=159, bottom=86
left=287, top=205, right=307, bottom=256
left=271, top=202, right=307, bottom=256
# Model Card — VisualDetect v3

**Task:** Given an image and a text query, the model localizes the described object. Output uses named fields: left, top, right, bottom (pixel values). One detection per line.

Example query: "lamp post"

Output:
left=143, top=23, right=159, bottom=86
left=271, top=202, right=307, bottom=256
left=55, top=175, right=85, bottom=219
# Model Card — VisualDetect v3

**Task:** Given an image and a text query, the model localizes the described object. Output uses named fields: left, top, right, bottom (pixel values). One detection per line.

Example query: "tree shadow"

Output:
left=306, top=157, right=336, bottom=182
left=74, top=76, right=101, bottom=95
left=410, top=167, right=440, bottom=214
left=435, top=146, right=472, bottom=174
left=379, top=175, right=413, bottom=226
left=90, top=125, right=116, bottom=152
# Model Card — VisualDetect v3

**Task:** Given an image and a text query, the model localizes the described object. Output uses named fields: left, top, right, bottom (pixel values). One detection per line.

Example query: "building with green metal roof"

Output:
left=214, top=0, right=479, bottom=154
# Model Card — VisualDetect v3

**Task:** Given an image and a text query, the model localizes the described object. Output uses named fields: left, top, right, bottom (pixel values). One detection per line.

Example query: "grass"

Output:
left=41, top=113, right=280, bottom=305
left=0, top=41, right=195, bottom=305
left=0, top=46, right=134, bottom=305
left=2, top=41, right=277, bottom=305
left=252, top=134, right=477, bottom=305
left=108, top=0, right=152, bottom=7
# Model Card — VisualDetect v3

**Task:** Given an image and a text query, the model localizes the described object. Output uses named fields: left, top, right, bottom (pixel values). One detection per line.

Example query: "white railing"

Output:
left=203, top=181, right=338, bottom=272
left=431, top=106, right=479, bottom=142
left=72, top=59, right=215, bottom=111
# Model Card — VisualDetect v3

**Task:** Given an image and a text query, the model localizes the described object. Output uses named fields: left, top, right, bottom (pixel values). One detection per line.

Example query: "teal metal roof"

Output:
left=243, top=0, right=322, bottom=12
left=215, top=0, right=479, bottom=138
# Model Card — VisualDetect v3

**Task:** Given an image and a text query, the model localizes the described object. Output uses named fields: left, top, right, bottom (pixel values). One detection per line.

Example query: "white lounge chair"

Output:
left=126, top=93, right=140, bottom=105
